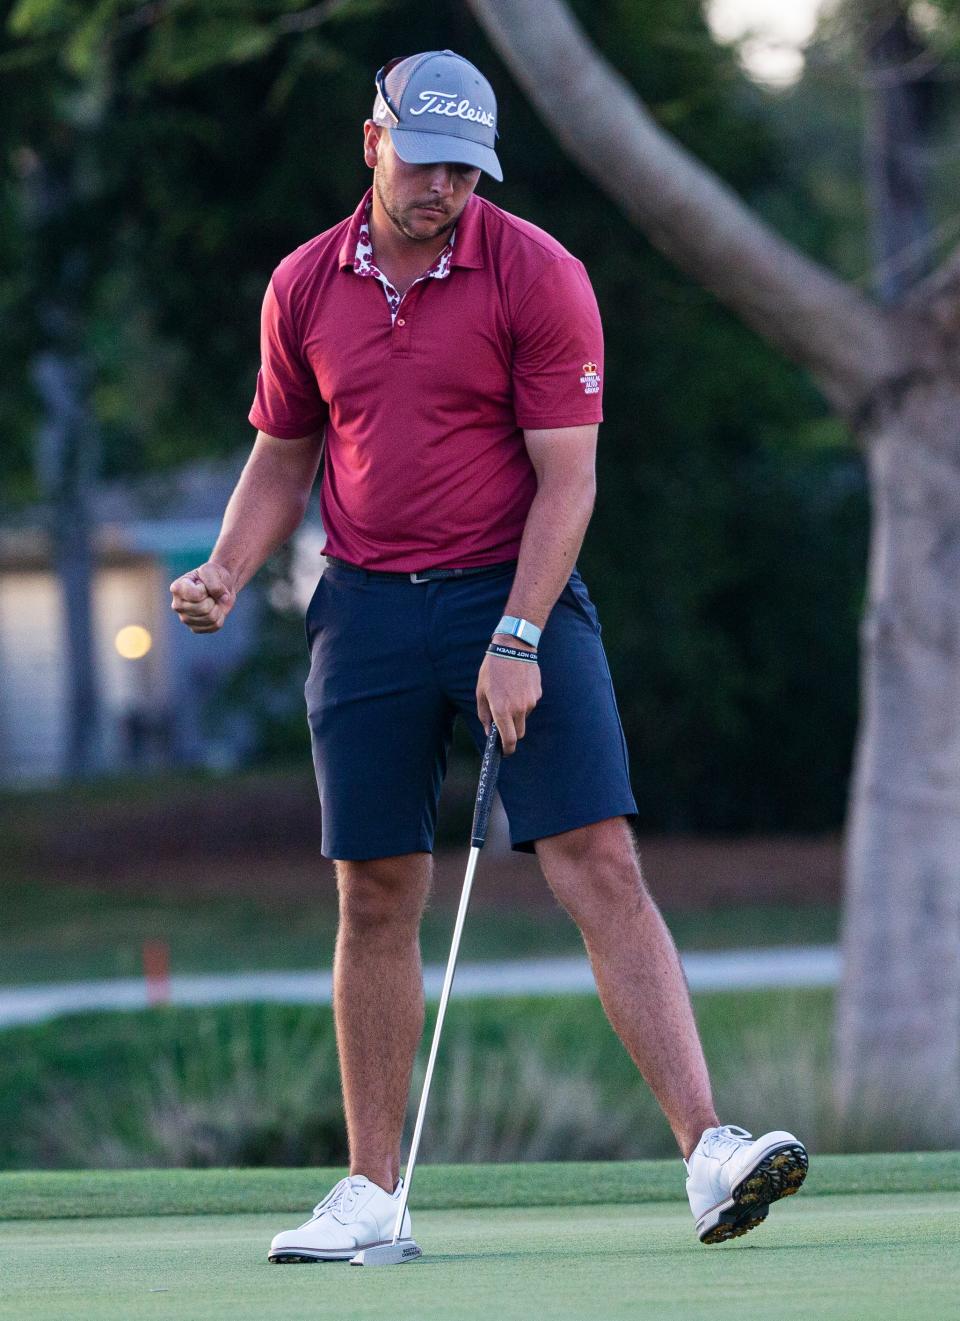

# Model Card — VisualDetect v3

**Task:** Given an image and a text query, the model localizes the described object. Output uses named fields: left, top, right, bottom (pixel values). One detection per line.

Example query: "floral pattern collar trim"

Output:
left=353, top=205, right=455, bottom=323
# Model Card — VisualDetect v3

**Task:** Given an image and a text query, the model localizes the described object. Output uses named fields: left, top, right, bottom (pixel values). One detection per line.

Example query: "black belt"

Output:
left=325, top=555, right=517, bottom=584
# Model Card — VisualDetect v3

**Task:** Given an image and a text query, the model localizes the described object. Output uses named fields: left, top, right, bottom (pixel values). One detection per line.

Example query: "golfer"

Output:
left=171, top=49, right=807, bottom=1259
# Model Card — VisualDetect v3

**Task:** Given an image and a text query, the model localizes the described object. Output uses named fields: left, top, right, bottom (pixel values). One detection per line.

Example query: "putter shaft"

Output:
left=387, top=725, right=501, bottom=1247
left=389, top=843, right=481, bottom=1242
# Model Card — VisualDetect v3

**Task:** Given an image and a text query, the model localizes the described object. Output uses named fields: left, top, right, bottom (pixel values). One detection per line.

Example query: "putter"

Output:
left=351, top=723, right=503, bottom=1266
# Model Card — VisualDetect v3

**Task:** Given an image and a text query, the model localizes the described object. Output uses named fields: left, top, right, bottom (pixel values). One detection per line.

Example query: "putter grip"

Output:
left=470, top=725, right=502, bottom=848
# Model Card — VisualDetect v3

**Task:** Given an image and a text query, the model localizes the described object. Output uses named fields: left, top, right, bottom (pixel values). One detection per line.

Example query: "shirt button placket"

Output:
left=392, top=294, right=413, bottom=356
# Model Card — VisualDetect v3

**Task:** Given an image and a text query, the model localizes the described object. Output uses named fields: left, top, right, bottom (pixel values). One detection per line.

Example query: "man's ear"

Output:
left=363, top=121, right=383, bottom=170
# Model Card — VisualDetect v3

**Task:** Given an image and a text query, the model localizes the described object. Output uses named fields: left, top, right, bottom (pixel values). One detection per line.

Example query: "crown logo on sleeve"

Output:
left=580, top=362, right=600, bottom=395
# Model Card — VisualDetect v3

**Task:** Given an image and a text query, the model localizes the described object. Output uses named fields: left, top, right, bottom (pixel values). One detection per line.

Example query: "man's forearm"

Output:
left=498, top=474, right=596, bottom=639
left=209, top=435, right=322, bottom=593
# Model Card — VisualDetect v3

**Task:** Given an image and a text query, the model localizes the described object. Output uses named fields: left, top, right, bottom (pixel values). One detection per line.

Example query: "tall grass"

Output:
left=412, top=1027, right=641, bottom=1163
left=0, top=988, right=869, bottom=1170
left=18, top=1005, right=344, bottom=1169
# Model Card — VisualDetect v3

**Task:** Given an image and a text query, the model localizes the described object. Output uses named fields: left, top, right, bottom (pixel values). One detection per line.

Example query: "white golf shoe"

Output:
left=685, top=1124, right=808, bottom=1244
left=268, top=1175, right=412, bottom=1263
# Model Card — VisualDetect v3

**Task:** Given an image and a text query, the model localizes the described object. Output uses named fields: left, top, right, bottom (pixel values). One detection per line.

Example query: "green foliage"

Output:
left=3, top=986, right=942, bottom=1168
left=897, top=0, right=960, bottom=53
left=8, top=0, right=77, bottom=39
left=0, top=0, right=874, bottom=827
left=0, top=989, right=839, bottom=1169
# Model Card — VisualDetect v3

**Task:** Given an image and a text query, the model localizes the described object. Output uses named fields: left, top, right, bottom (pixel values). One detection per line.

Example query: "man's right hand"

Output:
left=169, top=562, right=237, bottom=634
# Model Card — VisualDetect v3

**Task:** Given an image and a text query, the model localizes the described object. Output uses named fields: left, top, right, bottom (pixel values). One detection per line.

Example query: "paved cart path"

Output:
left=0, top=945, right=839, bottom=1028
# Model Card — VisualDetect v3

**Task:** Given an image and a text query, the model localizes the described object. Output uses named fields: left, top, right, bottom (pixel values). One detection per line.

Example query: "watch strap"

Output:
left=494, top=615, right=542, bottom=648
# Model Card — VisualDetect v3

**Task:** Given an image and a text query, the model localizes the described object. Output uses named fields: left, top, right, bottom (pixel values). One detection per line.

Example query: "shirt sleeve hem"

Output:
left=515, top=410, right=603, bottom=430
left=248, top=410, right=325, bottom=439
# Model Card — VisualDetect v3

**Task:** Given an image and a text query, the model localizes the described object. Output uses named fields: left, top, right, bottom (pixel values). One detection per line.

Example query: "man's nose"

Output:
left=425, top=163, right=456, bottom=194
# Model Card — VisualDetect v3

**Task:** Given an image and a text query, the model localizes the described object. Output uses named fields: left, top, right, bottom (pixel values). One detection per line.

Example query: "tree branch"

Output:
left=468, top=0, right=899, bottom=416
left=905, top=238, right=960, bottom=337
left=276, top=0, right=354, bottom=34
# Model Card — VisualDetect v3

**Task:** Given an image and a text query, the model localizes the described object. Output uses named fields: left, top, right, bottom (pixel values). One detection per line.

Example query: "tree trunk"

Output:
left=32, top=349, right=102, bottom=778
left=833, top=5, right=959, bottom=1145
left=25, top=144, right=104, bottom=780
left=838, top=378, right=960, bottom=1146
left=863, top=8, right=935, bottom=304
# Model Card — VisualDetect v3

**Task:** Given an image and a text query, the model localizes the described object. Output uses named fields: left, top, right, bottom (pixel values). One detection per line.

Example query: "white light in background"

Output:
left=707, top=0, right=830, bottom=86
left=290, top=525, right=329, bottom=613
left=115, top=624, right=153, bottom=660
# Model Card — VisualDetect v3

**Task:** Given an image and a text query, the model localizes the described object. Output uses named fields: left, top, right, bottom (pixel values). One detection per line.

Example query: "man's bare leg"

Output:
left=333, top=852, right=431, bottom=1193
left=536, top=817, right=718, bottom=1159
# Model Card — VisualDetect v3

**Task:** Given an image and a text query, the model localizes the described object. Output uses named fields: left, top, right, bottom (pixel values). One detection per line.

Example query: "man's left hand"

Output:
left=476, top=651, right=542, bottom=756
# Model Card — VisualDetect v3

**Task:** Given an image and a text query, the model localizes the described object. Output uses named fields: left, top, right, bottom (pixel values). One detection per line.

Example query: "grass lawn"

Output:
left=0, top=1158, right=957, bottom=1320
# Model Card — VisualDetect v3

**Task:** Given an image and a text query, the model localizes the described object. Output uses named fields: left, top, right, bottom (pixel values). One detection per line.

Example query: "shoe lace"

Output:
left=309, top=1177, right=362, bottom=1224
left=701, top=1124, right=753, bottom=1157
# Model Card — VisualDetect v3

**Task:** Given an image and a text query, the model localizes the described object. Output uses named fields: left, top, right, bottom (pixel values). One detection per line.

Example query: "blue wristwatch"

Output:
left=494, top=615, right=542, bottom=648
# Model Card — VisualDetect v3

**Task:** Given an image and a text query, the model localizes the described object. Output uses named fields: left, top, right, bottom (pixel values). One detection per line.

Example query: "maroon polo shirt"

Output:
left=249, top=188, right=604, bottom=571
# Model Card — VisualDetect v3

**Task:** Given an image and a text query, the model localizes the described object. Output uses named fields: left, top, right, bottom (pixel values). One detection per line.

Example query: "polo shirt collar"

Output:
left=338, top=189, right=374, bottom=270
left=337, top=188, right=484, bottom=271
left=449, top=195, right=483, bottom=270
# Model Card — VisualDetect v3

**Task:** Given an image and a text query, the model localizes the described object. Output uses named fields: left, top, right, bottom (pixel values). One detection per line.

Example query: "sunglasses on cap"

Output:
left=374, top=57, right=404, bottom=124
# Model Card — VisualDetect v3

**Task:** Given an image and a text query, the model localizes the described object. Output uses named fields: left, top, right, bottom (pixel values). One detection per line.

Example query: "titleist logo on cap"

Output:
left=408, top=90, right=495, bottom=128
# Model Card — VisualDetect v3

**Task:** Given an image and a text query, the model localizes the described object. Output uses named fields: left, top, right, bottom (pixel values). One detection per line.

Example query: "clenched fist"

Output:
left=169, top=562, right=237, bottom=634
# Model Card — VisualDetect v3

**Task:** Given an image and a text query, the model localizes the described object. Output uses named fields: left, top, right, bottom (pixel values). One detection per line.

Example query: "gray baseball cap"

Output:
left=372, top=49, right=503, bottom=182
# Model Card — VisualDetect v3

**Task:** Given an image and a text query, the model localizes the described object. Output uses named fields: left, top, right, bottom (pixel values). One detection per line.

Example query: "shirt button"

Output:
left=397, top=318, right=406, bottom=326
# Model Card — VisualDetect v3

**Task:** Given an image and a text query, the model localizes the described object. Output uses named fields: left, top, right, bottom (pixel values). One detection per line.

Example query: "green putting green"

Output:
left=1, top=1158, right=957, bottom=1320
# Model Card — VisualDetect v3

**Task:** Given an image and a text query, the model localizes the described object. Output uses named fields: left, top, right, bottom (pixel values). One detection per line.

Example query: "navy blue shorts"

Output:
left=303, top=561, right=637, bottom=860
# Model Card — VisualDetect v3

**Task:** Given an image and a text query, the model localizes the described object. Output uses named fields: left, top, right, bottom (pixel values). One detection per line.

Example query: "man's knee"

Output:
left=536, top=817, right=648, bottom=920
left=336, top=853, right=431, bottom=938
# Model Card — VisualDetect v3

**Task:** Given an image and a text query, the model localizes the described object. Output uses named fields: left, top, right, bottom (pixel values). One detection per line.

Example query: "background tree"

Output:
left=4, top=14, right=114, bottom=774
left=2, top=0, right=867, bottom=828
left=464, top=0, right=960, bottom=1143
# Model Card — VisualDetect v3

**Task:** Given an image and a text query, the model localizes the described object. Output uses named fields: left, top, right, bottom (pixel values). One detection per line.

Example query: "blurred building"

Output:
left=0, top=457, right=325, bottom=787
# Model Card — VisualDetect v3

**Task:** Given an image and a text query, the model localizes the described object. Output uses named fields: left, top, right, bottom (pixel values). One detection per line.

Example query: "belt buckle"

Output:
left=409, top=571, right=431, bottom=584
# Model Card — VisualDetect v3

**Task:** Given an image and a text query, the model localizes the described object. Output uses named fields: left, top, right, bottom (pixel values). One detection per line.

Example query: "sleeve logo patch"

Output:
left=580, top=362, right=601, bottom=395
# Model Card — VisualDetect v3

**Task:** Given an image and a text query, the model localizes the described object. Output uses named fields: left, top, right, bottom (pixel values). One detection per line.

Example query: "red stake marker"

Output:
left=143, top=940, right=171, bottom=1006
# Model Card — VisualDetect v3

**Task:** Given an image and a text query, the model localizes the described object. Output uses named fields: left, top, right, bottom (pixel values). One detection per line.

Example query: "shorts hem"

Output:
left=510, top=801, right=638, bottom=854
left=320, top=836, right=435, bottom=863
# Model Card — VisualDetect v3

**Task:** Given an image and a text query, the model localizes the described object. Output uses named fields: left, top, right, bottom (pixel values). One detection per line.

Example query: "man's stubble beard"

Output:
left=375, top=172, right=460, bottom=244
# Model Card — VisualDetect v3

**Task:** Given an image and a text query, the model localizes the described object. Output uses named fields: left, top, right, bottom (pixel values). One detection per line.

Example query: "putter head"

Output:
left=350, top=1239, right=422, bottom=1266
